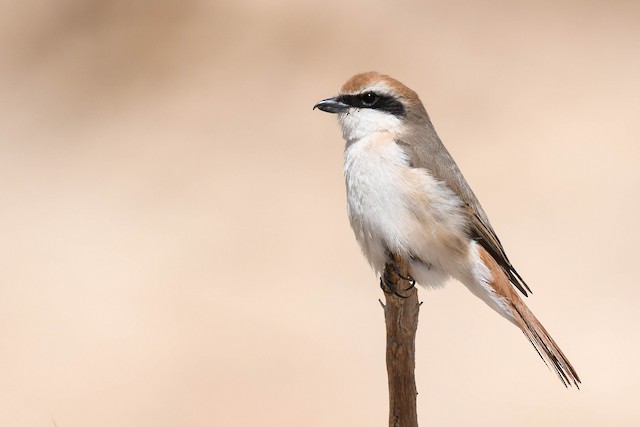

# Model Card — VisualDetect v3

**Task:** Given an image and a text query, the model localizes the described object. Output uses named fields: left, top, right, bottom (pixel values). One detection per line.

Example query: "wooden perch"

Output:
left=381, top=255, right=420, bottom=427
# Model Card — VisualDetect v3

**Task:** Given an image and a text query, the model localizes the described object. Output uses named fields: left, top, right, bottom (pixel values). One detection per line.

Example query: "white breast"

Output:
left=343, top=132, right=470, bottom=288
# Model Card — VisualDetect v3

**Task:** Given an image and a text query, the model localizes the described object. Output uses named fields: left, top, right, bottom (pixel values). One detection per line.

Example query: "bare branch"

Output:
left=382, top=255, right=420, bottom=427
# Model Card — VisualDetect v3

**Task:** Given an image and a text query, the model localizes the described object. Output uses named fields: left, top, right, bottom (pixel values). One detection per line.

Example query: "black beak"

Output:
left=313, top=97, right=349, bottom=113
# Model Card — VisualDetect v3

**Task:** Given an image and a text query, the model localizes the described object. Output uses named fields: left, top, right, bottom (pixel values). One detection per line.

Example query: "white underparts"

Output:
left=343, top=130, right=468, bottom=284
left=341, top=125, right=516, bottom=323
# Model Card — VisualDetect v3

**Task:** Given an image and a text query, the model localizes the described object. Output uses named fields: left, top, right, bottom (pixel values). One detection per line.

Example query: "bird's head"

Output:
left=314, top=72, right=426, bottom=141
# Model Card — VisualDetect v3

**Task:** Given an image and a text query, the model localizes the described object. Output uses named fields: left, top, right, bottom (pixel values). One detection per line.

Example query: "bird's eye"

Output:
left=360, top=92, right=380, bottom=106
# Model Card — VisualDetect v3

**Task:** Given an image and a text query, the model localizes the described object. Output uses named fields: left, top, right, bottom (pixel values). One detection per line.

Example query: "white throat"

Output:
left=338, top=109, right=404, bottom=142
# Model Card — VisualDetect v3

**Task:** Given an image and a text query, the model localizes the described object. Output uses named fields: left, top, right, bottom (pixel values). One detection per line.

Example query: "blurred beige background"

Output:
left=1, top=1, right=639, bottom=426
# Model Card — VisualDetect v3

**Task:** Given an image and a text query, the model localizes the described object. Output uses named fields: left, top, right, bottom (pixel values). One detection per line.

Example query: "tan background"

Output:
left=1, top=1, right=639, bottom=426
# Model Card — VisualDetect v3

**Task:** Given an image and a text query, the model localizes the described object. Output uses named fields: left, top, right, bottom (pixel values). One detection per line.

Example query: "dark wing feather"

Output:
left=395, top=113, right=531, bottom=296
left=466, top=207, right=531, bottom=295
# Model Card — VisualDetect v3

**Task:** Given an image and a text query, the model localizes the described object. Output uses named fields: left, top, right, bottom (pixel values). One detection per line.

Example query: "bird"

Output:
left=313, top=71, right=580, bottom=387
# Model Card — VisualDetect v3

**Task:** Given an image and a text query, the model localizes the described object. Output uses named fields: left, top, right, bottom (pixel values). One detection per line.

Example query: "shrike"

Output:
left=314, top=72, right=579, bottom=387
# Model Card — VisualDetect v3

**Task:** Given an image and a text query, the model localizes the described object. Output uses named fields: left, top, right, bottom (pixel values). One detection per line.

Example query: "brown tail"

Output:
left=478, top=247, right=581, bottom=387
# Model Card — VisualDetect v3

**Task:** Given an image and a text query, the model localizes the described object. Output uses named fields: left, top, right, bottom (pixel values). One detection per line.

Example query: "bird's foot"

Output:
left=380, top=269, right=414, bottom=298
left=390, top=264, right=416, bottom=291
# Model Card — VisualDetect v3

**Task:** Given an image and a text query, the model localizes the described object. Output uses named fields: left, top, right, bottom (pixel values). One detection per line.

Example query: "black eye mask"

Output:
left=336, top=92, right=406, bottom=117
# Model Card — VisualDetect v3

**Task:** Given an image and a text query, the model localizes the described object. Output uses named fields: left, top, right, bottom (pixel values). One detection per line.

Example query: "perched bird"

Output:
left=314, top=72, right=580, bottom=387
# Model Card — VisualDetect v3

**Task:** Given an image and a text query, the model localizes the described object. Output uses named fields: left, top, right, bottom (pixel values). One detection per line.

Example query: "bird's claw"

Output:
left=380, top=273, right=411, bottom=298
left=391, top=264, right=416, bottom=291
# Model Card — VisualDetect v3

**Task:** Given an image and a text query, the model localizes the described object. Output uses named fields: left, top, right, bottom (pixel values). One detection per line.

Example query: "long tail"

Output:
left=477, top=247, right=581, bottom=387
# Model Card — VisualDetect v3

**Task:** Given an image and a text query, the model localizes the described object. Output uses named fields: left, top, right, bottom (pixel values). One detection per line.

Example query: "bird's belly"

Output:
left=344, top=134, right=469, bottom=281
